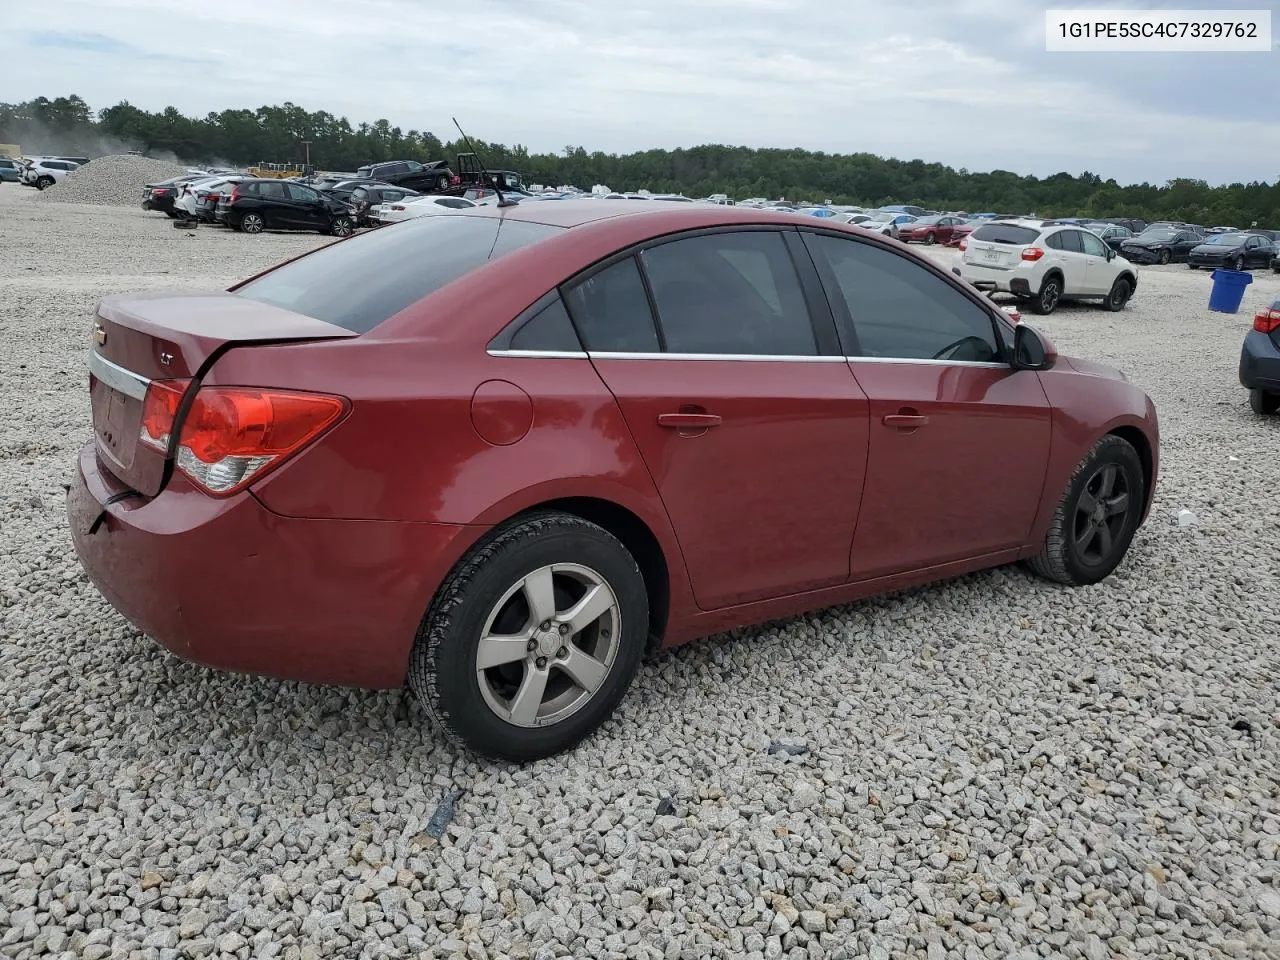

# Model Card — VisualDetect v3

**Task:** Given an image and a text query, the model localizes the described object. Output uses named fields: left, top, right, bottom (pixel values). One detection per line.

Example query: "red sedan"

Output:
left=899, top=215, right=968, bottom=245
left=68, top=202, right=1159, bottom=761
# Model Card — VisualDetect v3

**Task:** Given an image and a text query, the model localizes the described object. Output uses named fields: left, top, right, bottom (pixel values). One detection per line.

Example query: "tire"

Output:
left=1104, top=276, right=1132, bottom=312
left=1188, top=264, right=1198, bottom=270
left=408, top=511, right=649, bottom=762
left=1032, top=275, right=1062, bottom=315
left=1250, top=388, right=1280, bottom=415
left=1233, top=256, right=1245, bottom=272
left=327, top=216, right=353, bottom=237
left=240, top=213, right=265, bottom=234
left=1158, top=249, right=1171, bottom=265
left=164, top=210, right=177, bottom=219
left=436, top=174, right=450, bottom=191
left=36, top=177, right=54, bottom=190
left=924, top=232, right=936, bottom=245
left=1026, top=434, right=1145, bottom=586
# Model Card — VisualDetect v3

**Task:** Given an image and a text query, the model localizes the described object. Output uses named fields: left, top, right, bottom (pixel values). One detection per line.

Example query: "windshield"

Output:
left=235, top=215, right=562, bottom=333
left=1140, top=230, right=1177, bottom=241
left=865, top=211, right=895, bottom=222
left=1206, top=233, right=1247, bottom=244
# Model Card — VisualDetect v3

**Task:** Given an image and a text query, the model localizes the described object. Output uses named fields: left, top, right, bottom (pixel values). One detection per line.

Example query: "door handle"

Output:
left=658, top=412, right=722, bottom=429
left=882, top=413, right=929, bottom=428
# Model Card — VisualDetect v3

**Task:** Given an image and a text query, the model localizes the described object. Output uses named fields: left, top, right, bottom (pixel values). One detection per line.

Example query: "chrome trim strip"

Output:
left=589, top=352, right=848, bottom=362
left=486, top=349, right=589, bottom=359
left=844, top=357, right=1009, bottom=368
left=88, top=349, right=151, bottom=400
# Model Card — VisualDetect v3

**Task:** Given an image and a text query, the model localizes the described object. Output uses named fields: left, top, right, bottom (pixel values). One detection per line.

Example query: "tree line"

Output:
left=3, top=94, right=1278, bottom=226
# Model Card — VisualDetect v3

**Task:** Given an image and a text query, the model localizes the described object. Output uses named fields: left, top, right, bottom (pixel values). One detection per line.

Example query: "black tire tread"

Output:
left=1027, top=434, right=1141, bottom=586
left=408, top=510, right=646, bottom=761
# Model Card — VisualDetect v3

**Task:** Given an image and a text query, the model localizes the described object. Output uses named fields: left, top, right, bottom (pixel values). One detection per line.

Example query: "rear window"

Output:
left=971, top=224, right=1040, bottom=245
left=234, top=214, right=562, bottom=333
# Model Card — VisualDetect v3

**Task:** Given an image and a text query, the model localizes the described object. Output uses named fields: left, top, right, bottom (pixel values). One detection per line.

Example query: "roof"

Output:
left=453, top=198, right=840, bottom=231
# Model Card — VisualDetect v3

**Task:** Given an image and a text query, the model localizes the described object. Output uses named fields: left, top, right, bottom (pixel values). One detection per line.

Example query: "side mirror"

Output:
left=1012, top=323, right=1057, bottom=371
left=1106, top=248, right=1115, bottom=261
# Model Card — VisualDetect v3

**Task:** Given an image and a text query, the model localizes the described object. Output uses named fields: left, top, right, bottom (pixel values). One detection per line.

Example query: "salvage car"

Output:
left=1187, top=233, right=1276, bottom=271
left=21, top=157, right=80, bottom=189
left=347, top=184, right=420, bottom=227
left=141, top=174, right=213, bottom=217
left=1081, top=222, right=1134, bottom=252
left=1119, top=228, right=1202, bottom=265
left=355, top=159, right=457, bottom=193
left=1240, top=299, right=1280, bottom=414
left=959, top=219, right=1137, bottom=314
left=216, top=179, right=354, bottom=236
left=67, top=203, right=1160, bottom=762
left=899, top=215, right=968, bottom=245
left=369, top=193, right=478, bottom=225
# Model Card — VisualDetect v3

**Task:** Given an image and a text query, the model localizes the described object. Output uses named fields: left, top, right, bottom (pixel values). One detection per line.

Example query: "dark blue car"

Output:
left=1241, top=297, right=1280, bottom=414
left=0, top=157, right=21, bottom=182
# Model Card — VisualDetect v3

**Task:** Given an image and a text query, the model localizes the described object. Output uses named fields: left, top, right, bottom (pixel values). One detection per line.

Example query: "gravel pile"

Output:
left=34, top=154, right=191, bottom=206
left=1, top=188, right=1278, bottom=960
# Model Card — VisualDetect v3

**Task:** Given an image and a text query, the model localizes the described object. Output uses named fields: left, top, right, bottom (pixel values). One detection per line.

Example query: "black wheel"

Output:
left=924, top=232, right=936, bottom=245
left=408, top=511, right=648, bottom=762
left=35, top=176, right=54, bottom=190
left=1032, top=276, right=1061, bottom=315
left=1250, top=389, right=1280, bottom=415
left=1158, top=249, right=1171, bottom=265
left=1026, top=434, right=1145, bottom=586
left=1104, top=276, right=1132, bottom=312
left=241, top=213, right=265, bottom=234
left=1233, top=256, right=1245, bottom=272
left=164, top=210, right=177, bottom=219
left=436, top=174, right=450, bottom=191
left=1188, top=264, right=1198, bottom=270
left=327, top=216, right=353, bottom=237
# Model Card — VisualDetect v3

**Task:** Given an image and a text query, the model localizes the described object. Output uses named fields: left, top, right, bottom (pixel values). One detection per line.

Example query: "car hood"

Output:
left=1063, top=355, right=1128, bottom=382
left=1122, top=237, right=1172, bottom=247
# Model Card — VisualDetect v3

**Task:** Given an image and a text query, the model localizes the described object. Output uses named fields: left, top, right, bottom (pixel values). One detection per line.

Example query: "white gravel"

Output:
left=2, top=186, right=1279, bottom=960
left=33, top=155, right=191, bottom=206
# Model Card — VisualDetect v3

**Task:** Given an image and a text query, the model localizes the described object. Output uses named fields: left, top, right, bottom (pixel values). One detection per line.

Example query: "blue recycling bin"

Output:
left=1208, top=268, right=1253, bottom=314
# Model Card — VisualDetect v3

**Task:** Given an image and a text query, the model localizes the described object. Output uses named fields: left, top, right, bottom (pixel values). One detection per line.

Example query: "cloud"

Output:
left=1, top=0, right=1277, bottom=185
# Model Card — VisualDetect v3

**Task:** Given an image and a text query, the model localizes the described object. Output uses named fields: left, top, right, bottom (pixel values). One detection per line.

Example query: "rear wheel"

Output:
left=240, top=213, right=265, bottom=234
left=1233, top=255, right=1245, bottom=272
left=1032, top=275, right=1061, bottom=315
left=36, top=176, right=54, bottom=190
left=408, top=512, right=649, bottom=762
left=436, top=174, right=450, bottom=191
left=924, top=232, right=937, bottom=245
left=1188, top=264, right=1198, bottom=270
left=1104, top=276, right=1132, bottom=312
left=1250, top=388, right=1280, bottom=415
left=1026, top=434, right=1145, bottom=586
left=327, top=216, right=353, bottom=237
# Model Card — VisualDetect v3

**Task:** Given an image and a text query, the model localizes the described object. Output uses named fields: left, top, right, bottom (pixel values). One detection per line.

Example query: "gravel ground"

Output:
left=2, top=185, right=1278, bottom=960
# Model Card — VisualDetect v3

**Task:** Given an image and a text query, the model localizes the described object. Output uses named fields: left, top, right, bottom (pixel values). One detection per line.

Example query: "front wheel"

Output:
left=35, top=177, right=54, bottom=190
left=1250, top=388, right=1280, bottom=415
left=924, top=232, right=936, bottom=245
left=1104, top=276, right=1132, bottom=312
left=1158, top=249, right=1171, bottom=265
left=1032, top=276, right=1061, bottom=315
left=409, top=512, right=649, bottom=761
left=1233, top=256, right=1245, bottom=272
left=436, top=174, right=450, bottom=191
left=1026, top=434, right=1145, bottom=586
left=240, top=213, right=265, bottom=234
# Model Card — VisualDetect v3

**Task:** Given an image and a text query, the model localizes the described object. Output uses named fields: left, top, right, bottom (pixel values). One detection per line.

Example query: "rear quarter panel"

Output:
left=1032, top=363, right=1160, bottom=542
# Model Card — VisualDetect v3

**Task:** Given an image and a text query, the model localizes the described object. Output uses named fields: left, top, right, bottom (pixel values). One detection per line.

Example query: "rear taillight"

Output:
left=1255, top=308, right=1280, bottom=334
left=229, top=186, right=241, bottom=202
left=390, top=205, right=405, bottom=211
left=172, top=388, right=346, bottom=496
left=151, top=188, right=166, bottom=197
left=451, top=175, right=461, bottom=185
left=1021, top=247, right=1045, bottom=261
left=139, top=380, right=191, bottom=452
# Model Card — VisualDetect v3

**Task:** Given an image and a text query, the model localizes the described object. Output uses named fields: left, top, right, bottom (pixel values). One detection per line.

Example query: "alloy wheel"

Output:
left=475, top=563, right=621, bottom=728
left=242, top=214, right=264, bottom=234
left=1234, top=256, right=1245, bottom=272
left=1071, top=463, right=1131, bottom=567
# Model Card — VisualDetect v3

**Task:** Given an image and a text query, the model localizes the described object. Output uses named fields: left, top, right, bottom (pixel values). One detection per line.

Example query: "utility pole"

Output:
left=301, top=140, right=312, bottom=175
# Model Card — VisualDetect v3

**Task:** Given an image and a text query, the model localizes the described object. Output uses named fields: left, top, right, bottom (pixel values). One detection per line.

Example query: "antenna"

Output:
left=452, top=117, right=516, bottom=208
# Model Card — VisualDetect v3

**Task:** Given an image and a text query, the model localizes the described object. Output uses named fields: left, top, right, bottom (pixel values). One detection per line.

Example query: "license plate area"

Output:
left=90, top=375, right=142, bottom=469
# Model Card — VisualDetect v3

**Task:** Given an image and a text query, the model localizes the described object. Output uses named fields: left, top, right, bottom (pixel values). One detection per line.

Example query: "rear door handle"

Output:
left=882, top=414, right=929, bottom=428
left=658, top=413, right=722, bottom=428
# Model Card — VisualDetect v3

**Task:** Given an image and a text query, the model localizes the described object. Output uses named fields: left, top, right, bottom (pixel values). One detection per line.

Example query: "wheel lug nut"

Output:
left=540, top=620, right=552, bottom=630
left=556, top=647, right=568, bottom=659
left=527, top=640, right=537, bottom=652
left=558, top=623, right=569, bottom=635
left=536, top=657, right=547, bottom=669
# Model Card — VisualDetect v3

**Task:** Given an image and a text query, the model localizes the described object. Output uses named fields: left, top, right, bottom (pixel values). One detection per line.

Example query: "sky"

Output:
left=3, top=0, right=1278, bottom=186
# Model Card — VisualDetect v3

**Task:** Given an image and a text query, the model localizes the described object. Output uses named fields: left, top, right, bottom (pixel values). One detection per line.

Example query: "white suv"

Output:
left=21, top=158, right=80, bottom=190
left=958, top=219, right=1138, bottom=314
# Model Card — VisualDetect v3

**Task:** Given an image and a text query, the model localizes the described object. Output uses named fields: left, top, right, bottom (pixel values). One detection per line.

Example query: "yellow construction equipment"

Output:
left=248, top=162, right=305, bottom=179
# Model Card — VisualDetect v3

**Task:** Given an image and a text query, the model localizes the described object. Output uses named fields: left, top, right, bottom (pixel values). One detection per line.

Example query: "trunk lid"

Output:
left=89, top=292, right=356, bottom=496
left=963, top=237, right=1023, bottom=270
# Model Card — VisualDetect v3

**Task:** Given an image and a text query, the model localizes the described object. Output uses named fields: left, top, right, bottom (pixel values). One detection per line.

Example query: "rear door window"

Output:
left=564, top=257, right=661, bottom=353
left=235, top=215, right=562, bottom=333
left=639, top=231, right=817, bottom=356
left=257, top=181, right=287, bottom=199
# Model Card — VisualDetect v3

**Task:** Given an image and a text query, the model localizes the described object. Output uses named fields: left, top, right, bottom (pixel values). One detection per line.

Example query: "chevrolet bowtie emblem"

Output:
left=93, top=323, right=107, bottom=346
